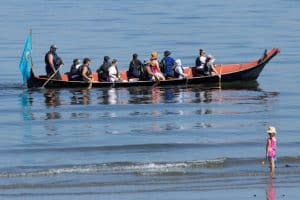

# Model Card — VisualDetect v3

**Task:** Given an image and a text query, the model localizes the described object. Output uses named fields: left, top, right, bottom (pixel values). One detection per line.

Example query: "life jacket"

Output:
left=79, top=64, right=92, bottom=80
left=45, top=51, right=62, bottom=68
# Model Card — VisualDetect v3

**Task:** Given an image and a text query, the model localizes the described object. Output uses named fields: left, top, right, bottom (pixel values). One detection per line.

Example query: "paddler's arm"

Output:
left=47, top=53, right=56, bottom=73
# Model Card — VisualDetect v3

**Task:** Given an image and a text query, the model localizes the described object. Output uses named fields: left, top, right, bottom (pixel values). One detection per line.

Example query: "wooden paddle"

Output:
left=218, top=65, right=222, bottom=89
left=87, top=79, right=93, bottom=90
left=42, top=64, right=63, bottom=88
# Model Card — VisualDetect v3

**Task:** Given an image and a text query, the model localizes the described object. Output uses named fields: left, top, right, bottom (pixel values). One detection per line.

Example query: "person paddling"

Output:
left=45, top=45, right=64, bottom=80
left=80, top=58, right=93, bottom=83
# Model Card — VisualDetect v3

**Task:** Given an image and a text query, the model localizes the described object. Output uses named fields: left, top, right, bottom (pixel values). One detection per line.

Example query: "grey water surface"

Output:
left=0, top=0, right=300, bottom=199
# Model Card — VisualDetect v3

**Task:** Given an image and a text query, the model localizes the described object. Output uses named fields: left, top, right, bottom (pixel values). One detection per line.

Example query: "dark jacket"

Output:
left=97, top=61, right=111, bottom=81
left=128, top=59, right=143, bottom=78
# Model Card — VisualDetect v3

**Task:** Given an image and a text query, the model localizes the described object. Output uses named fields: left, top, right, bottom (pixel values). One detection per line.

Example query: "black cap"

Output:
left=50, top=44, right=57, bottom=49
left=73, top=58, right=80, bottom=64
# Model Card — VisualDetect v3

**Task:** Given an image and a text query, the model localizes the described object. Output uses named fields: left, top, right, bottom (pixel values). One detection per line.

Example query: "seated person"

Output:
left=80, top=58, right=93, bottom=82
left=174, top=59, right=187, bottom=79
left=128, top=53, right=143, bottom=81
left=139, top=59, right=152, bottom=81
left=147, top=52, right=165, bottom=81
left=205, top=54, right=218, bottom=76
left=108, top=59, right=121, bottom=82
left=160, top=50, right=175, bottom=78
left=195, top=49, right=208, bottom=76
left=97, top=56, right=111, bottom=81
left=69, top=58, right=81, bottom=81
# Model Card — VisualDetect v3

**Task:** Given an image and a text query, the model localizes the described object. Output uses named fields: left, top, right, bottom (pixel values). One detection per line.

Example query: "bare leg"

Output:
left=269, top=157, right=275, bottom=178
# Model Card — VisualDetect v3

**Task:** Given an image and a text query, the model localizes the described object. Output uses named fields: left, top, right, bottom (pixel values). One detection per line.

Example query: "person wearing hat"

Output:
left=45, top=45, right=64, bottom=80
left=205, top=54, right=218, bottom=76
left=69, top=58, right=81, bottom=81
left=97, top=56, right=111, bottom=81
left=147, top=51, right=165, bottom=81
left=108, top=59, right=121, bottom=82
left=174, top=59, right=187, bottom=79
left=160, top=50, right=175, bottom=79
left=265, top=126, right=277, bottom=178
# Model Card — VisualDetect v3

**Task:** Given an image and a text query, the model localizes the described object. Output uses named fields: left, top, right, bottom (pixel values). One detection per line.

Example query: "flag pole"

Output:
left=30, top=29, right=34, bottom=72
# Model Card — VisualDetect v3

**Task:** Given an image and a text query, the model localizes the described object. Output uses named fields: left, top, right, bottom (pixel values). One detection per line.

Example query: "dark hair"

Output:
left=164, top=50, right=171, bottom=57
left=133, top=53, right=138, bottom=59
left=104, top=56, right=110, bottom=62
left=73, top=58, right=80, bottom=64
left=112, top=59, right=118, bottom=64
left=83, top=58, right=91, bottom=64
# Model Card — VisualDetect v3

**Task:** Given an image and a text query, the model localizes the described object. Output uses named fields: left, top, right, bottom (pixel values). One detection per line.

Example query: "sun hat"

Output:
left=151, top=51, right=159, bottom=60
left=267, top=126, right=277, bottom=134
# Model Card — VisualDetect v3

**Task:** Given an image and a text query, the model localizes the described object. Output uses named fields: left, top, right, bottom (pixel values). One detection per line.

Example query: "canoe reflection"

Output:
left=71, top=89, right=91, bottom=105
left=44, top=89, right=61, bottom=107
left=25, top=81, right=279, bottom=107
left=43, top=89, right=61, bottom=120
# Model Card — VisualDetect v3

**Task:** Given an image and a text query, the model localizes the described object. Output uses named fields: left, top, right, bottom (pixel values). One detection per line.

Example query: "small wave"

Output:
left=0, top=159, right=226, bottom=178
left=1, top=155, right=300, bottom=178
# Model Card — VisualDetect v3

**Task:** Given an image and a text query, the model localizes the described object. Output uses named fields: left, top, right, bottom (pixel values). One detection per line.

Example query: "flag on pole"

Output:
left=19, top=32, right=32, bottom=83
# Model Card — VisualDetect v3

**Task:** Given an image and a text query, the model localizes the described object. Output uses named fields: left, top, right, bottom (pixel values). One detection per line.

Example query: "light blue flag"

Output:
left=19, top=32, right=32, bottom=83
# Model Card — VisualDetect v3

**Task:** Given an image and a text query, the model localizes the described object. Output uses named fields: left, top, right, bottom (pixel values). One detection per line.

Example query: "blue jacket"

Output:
left=161, top=56, right=175, bottom=77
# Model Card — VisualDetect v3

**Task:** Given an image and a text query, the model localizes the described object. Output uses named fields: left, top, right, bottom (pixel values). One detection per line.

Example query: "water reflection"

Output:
left=19, top=91, right=34, bottom=144
left=44, top=89, right=61, bottom=108
left=266, top=178, right=276, bottom=200
left=20, top=91, right=33, bottom=121
left=43, top=89, right=61, bottom=120
left=70, top=89, right=91, bottom=105
left=23, top=81, right=279, bottom=107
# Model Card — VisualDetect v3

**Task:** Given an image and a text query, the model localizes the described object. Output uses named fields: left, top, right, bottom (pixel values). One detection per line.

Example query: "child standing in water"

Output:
left=265, top=126, right=277, bottom=178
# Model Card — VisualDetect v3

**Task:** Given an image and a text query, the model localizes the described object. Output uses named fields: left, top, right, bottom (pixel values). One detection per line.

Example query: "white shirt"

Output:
left=108, top=65, right=119, bottom=82
left=199, top=55, right=207, bottom=68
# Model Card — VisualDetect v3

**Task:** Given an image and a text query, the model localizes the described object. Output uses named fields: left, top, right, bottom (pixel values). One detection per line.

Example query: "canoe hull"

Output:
left=27, top=48, right=279, bottom=89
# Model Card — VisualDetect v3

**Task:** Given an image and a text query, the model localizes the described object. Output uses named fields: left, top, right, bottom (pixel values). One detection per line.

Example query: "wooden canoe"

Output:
left=27, top=48, right=280, bottom=88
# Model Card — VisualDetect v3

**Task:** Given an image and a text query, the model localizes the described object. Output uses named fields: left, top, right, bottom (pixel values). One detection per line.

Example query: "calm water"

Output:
left=0, top=0, right=300, bottom=199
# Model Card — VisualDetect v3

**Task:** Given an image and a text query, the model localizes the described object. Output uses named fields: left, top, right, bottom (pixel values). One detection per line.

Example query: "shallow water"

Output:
left=0, top=0, right=300, bottom=199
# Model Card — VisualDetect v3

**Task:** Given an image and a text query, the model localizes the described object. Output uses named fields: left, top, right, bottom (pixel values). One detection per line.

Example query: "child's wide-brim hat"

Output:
left=151, top=51, right=159, bottom=60
left=267, top=126, right=277, bottom=134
